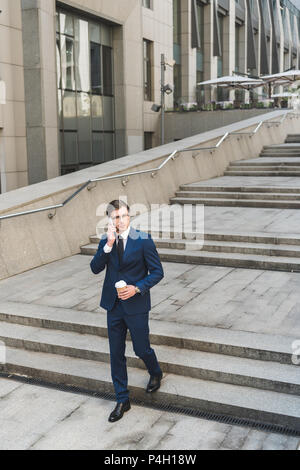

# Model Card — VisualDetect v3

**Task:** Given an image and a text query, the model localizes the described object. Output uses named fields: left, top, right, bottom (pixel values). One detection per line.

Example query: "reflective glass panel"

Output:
left=60, top=12, right=74, bottom=36
left=63, top=91, right=77, bottom=130
left=75, top=18, right=90, bottom=92
left=103, top=46, right=113, bottom=96
left=77, top=92, right=92, bottom=162
left=60, top=35, right=76, bottom=90
left=91, top=42, right=102, bottom=95
left=101, top=23, right=112, bottom=47
left=104, top=133, right=114, bottom=162
left=103, top=96, right=114, bottom=131
left=63, top=132, right=78, bottom=165
left=92, top=132, right=105, bottom=163
left=91, top=95, right=103, bottom=131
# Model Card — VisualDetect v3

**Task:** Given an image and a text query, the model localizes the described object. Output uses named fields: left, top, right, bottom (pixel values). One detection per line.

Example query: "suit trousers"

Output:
left=107, top=297, right=162, bottom=403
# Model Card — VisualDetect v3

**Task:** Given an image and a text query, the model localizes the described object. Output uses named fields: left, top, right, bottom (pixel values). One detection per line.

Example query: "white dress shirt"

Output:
left=103, top=225, right=131, bottom=253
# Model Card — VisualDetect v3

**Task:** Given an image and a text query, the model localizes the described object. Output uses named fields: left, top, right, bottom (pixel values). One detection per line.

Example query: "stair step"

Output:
left=82, top=239, right=300, bottom=259
left=90, top=231, right=300, bottom=246
left=232, top=160, right=300, bottom=166
left=0, top=301, right=294, bottom=363
left=224, top=171, right=300, bottom=176
left=169, top=196, right=300, bottom=209
left=156, top=247, right=300, bottom=272
left=179, top=185, right=300, bottom=194
left=2, top=347, right=300, bottom=431
left=228, top=166, right=300, bottom=171
left=175, top=191, right=300, bottom=201
left=152, top=238, right=300, bottom=258
left=0, top=321, right=299, bottom=395
left=260, top=153, right=300, bottom=158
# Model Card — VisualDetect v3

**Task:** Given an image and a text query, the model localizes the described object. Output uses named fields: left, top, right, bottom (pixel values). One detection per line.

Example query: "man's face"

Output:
left=110, top=206, right=130, bottom=234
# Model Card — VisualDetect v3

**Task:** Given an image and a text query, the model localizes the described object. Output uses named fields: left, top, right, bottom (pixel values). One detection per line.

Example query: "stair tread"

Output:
left=179, top=185, right=300, bottom=192
left=4, top=346, right=300, bottom=418
left=157, top=247, right=300, bottom=264
left=82, top=240, right=300, bottom=253
left=243, top=158, right=300, bottom=163
left=0, top=301, right=293, bottom=357
left=176, top=191, right=300, bottom=196
left=91, top=231, right=300, bottom=242
left=154, top=239, right=300, bottom=251
left=170, top=196, right=300, bottom=204
left=0, top=321, right=298, bottom=383
left=228, top=167, right=300, bottom=170
left=225, top=171, right=300, bottom=174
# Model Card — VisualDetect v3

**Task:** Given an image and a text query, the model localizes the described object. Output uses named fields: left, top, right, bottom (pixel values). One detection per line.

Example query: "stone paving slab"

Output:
left=0, top=377, right=298, bottom=450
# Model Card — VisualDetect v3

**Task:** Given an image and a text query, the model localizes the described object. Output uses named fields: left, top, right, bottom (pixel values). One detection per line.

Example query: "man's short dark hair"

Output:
left=106, top=200, right=130, bottom=218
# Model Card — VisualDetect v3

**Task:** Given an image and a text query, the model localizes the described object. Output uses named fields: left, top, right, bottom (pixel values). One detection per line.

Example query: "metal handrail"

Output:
left=178, top=132, right=230, bottom=151
left=230, top=121, right=263, bottom=136
left=0, top=110, right=298, bottom=222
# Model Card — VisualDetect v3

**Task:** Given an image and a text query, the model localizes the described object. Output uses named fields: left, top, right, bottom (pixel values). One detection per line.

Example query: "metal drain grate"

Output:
left=1, top=371, right=300, bottom=438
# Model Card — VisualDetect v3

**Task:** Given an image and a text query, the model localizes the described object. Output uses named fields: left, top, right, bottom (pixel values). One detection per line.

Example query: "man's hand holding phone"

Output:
left=107, top=218, right=117, bottom=248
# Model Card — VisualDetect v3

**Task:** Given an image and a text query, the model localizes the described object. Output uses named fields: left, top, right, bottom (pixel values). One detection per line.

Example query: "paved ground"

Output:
left=0, top=376, right=298, bottom=450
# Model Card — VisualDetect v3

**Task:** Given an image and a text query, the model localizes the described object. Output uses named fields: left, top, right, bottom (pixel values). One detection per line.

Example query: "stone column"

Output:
left=180, top=0, right=197, bottom=103
left=21, top=0, right=59, bottom=184
left=203, top=2, right=217, bottom=103
left=223, top=0, right=236, bottom=100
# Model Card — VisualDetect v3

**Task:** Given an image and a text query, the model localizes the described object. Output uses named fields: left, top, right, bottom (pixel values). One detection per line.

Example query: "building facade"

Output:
left=0, top=0, right=300, bottom=192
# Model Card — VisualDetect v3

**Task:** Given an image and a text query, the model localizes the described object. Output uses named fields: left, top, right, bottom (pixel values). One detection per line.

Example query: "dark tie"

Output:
left=117, top=234, right=124, bottom=264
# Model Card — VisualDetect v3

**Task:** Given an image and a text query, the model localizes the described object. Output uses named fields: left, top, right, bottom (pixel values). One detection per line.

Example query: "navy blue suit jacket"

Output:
left=90, top=226, right=164, bottom=314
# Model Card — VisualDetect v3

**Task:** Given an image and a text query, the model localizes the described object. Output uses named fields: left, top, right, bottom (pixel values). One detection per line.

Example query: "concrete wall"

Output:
left=0, top=110, right=298, bottom=280
left=163, top=108, right=275, bottom=143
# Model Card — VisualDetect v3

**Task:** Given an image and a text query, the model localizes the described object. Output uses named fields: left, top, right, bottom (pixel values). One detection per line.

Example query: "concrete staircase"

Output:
left=170, top=135, right=300, bottom=209
left=0, top=301, right=300, bottom=432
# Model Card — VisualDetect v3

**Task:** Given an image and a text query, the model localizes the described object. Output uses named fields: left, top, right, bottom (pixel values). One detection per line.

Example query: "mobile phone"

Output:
left=108, top=217, right=118, bottom=237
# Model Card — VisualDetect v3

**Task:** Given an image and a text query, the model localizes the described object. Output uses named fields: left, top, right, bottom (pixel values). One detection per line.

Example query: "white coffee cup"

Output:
left=115, top=280, right=127, bottom=296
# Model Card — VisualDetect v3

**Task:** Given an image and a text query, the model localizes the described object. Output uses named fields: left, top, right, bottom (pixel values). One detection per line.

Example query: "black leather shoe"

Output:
left=146, top=371, right=163, bottom=393
left=108, top=400, right=131, bottom=423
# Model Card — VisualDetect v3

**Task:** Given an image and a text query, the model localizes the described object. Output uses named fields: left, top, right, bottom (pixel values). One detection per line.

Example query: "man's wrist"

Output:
left=135, top=286, right=141, bottom=294
left=103, top=243, right=113, bottom=253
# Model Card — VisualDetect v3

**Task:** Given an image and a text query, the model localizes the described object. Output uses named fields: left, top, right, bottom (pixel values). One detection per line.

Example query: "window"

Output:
left=143, top=39, right=152, bottom=101
left=56, top=9, right=115, bottom=175
left=144, top=132, right=153, bottom=150
left=142, top=0, right=152, bottom=8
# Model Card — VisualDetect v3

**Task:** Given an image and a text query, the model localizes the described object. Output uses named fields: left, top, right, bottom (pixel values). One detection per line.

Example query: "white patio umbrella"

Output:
left=261, top=69, right=300, bottom=83
left=197, top=75, right=264, bottom=90
left=271, top=92, right=299, bottom=98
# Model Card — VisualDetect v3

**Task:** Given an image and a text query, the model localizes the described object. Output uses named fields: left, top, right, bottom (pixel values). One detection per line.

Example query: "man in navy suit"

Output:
left=90, top=199, right=164, bottom=422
